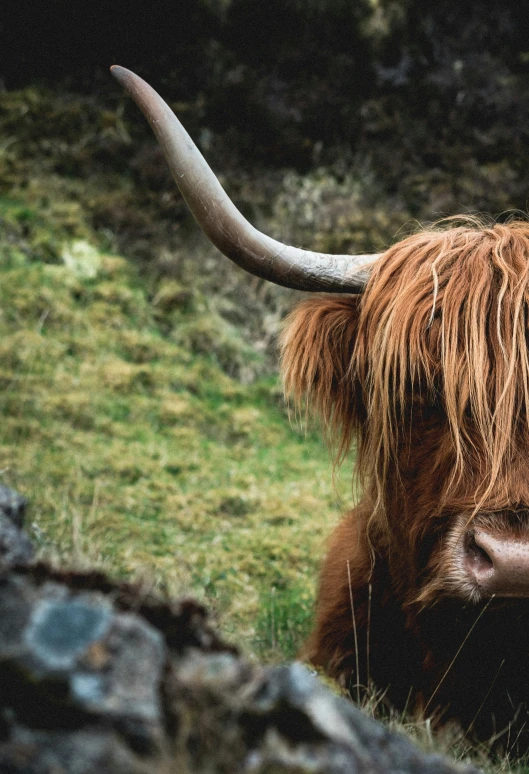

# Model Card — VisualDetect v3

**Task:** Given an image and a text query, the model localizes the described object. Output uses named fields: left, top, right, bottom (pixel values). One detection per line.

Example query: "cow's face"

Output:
left=282, top=221, right=529, bottom=607
left=352, top=222, right=529, bottom=606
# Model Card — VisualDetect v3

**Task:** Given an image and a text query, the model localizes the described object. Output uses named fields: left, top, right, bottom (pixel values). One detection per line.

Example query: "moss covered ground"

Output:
left=0, top=235, right=357, bottom=657
left=0, top=82, right=380, bottom=666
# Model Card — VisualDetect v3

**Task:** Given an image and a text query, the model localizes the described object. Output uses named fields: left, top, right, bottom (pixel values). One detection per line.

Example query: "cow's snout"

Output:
left=464, top=527, right=529, bottom=596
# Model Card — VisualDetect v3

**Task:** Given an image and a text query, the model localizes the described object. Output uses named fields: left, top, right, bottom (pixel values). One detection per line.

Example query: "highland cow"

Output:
left=112, top=66, right=529, bottom=752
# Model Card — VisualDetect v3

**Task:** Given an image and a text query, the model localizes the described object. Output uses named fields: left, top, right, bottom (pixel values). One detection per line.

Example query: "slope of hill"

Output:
left=0, top=190, right=352, bottom=660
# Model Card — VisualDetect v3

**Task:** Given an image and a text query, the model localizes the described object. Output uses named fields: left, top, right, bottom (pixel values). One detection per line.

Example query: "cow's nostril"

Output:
left=461, top=527, right=529, bottom=596
left=464, top=530, right=494, bottom=573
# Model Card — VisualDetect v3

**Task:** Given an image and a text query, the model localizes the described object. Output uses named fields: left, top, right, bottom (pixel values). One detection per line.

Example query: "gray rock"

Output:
left=0, top=727, right=155, bottom=774
left=0, top=486, right=33, bottom=568
left=0, top=575, right=166, bottom=755
left=0, top=514, right=34, bottom=568
left=171, top=652, right=481, bottom=774
left=0, top=558, right=481, bottom=773
left=0, top=485, right=27, bottom=528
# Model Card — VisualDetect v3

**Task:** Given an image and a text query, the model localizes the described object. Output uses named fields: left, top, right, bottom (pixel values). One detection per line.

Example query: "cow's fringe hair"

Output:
left=281, top=217, right=529, bottom=533
left=281, top=294, right=362, bottom=462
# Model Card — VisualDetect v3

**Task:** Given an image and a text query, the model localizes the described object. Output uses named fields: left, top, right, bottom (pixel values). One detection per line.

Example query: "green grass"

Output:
left=0, top=232, right=352, bottom=658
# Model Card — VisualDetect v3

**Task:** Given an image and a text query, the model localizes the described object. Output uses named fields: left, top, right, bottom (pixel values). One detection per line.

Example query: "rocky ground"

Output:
left=0, top=486, right=481, bottom=773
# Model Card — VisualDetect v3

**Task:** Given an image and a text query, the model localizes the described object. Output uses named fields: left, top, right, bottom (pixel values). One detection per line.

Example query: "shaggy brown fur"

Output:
left=281, top=219, right=529, bottom=751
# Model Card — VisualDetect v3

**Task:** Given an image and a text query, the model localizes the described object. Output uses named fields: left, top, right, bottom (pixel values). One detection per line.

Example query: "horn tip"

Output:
left=110, top=65, right=133, bottom=85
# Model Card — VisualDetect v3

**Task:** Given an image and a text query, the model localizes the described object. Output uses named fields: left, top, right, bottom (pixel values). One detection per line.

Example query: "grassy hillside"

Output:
left=0, top=220, right=356, bottom=658
left=0, top=84, right=368, bottom=659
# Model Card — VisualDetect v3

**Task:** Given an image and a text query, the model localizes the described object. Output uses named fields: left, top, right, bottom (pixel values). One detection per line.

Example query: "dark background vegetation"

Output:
left=3, top=0, right=529, bottom=214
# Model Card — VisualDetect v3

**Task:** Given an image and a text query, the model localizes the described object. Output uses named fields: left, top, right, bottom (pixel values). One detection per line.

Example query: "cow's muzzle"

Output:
left=464, top=526, right=529, bottom=597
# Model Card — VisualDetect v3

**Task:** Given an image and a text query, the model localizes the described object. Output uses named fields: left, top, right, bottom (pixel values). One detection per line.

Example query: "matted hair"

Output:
left=281, top=218, right=529, bottom=531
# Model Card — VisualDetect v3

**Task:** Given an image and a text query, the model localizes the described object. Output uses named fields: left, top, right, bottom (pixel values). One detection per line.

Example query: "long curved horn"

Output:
left=111, top=66, right=378, bottom=293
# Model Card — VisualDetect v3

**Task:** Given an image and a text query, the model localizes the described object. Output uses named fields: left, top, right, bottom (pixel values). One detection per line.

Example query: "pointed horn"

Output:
left=111, top=66, right=378, bottom=293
